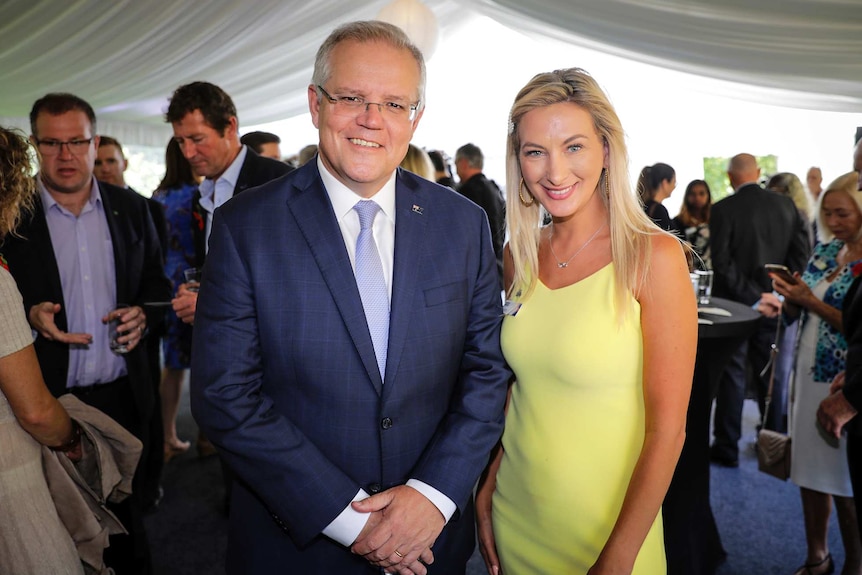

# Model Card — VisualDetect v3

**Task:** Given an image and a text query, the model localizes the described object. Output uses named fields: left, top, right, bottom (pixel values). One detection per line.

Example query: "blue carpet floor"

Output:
left=711, top=400, right=844, bottom=575
left=145, top=382, right=846, bottom=574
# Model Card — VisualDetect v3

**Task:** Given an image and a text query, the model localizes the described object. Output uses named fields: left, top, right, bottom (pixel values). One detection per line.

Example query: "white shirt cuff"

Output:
left=321, top=489, right=370, bottom=547
left=321, top=481, right=455, bottom=548
left=406, top=479, right=456, bottom=523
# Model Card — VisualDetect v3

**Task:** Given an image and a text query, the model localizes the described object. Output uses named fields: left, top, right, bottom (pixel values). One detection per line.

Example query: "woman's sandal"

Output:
left=792, top=554, right=834, bottom=575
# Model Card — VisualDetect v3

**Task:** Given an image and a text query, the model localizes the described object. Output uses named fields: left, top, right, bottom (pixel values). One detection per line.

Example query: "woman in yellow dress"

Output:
left=475, top=69, right=697, bottom=574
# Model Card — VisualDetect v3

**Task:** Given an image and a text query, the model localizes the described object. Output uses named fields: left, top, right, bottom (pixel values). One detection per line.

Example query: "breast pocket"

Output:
left=424, top=280, right=467, bottom=307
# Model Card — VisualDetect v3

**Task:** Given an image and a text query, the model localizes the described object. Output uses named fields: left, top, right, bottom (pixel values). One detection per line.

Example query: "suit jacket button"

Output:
left=368, top=483, right=381, bottom=494
left=381, top=417, right=393, bottom=430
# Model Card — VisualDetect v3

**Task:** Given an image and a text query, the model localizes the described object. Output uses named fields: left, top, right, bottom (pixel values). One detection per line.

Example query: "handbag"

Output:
left=756, top=319, right=792, bottom=480
left=757, top=428, right=791, bottom=480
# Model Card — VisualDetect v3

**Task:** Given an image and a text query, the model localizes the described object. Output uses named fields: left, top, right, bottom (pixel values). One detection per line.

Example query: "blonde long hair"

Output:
left=767, top=172, right=810, bottom=219
left=506, top=69, right=666, bottom=321
left=816, top=171, right=862, bottom=243
left=400, top=143, right=435, bottom=181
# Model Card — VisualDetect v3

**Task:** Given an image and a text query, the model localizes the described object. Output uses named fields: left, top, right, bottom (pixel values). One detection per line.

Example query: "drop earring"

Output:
left=519, top=178, right=535, bottom=207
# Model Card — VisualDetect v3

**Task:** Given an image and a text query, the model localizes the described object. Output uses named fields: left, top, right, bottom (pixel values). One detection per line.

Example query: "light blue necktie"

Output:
left=353, top=200, right=390, bottom=380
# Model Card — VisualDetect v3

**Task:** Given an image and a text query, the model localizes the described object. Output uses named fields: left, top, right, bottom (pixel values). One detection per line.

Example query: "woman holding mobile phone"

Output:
left=771, top=171, right=862, bottom=575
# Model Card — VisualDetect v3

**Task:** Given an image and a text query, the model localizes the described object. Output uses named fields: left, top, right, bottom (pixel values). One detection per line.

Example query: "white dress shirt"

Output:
left=316, top=158, right=456, bottom=547
left=198, top=145, right=248, bottom=253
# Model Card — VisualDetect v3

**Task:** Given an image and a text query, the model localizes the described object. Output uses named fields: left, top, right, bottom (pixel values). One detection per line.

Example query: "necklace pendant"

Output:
left=557, top=262, right=568, bottom=268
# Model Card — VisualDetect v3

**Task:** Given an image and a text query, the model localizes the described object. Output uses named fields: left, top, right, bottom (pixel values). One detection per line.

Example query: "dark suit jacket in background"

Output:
left=710, top=183, right=810, bottom=305
left=1, top=181, right=171, bottom=421
left=191, top=149, right=292, bottom=266
left=841, top=273, right=862, bottom=538
left=190, top=162, right=510, bottom=574
left=843, top=276, right=862, bottom=426
left=456, top=173, right=505, bottom=286
left=644, top=199, right=674, bottom=232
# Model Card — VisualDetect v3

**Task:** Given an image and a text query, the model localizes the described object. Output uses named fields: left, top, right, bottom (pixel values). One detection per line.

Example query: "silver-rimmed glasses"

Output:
left=34, top=138, right=94, bottom=156
left=316, top=85, right=419, bottom=122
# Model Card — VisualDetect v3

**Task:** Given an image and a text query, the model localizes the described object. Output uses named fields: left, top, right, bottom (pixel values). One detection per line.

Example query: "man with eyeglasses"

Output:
left=189, top=20, right=509, bottom=575
left=0, top=93, right=171, bottom=575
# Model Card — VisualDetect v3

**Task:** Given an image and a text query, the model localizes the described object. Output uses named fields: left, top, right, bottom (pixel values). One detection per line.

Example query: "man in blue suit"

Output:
left=190, top=21, right=510, bottom=575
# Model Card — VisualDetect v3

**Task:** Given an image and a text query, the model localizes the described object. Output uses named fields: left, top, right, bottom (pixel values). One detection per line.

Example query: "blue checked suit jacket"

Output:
left=190, top=161, right=510, bottom=574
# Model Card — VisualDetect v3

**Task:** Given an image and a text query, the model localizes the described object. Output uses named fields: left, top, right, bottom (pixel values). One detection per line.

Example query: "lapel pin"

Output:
left=412, top=204, right=424, bottom=215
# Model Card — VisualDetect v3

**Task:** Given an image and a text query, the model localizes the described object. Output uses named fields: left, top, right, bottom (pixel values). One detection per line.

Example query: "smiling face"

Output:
left=33, top=110, right=98, bottom=196
left=171, top=109, right=239, bottom=180
left=308, top=39, right=423, bottom=198
left=517, top=102, right=608, bottom=222
left=822, top=190, right=862, bottom=242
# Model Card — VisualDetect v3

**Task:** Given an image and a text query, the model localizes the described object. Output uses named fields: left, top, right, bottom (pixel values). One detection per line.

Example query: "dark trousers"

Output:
left=712, top=318, right=789, bottom=459
left=848, top=433, right=862, bottom=538
left=72, top=377, right=153, bottom=575
left=143, top=335, right=164, bottom=508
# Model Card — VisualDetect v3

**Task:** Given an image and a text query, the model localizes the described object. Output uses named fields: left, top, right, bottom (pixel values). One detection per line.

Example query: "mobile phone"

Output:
left=765, top=264, right=797, bottom=284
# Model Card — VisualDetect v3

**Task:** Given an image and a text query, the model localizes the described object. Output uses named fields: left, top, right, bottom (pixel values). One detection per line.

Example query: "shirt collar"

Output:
left=199, top=145, right=248, bottom=205
left=317, top=156, right=396, bottom=224
left=38, top=174, right=102, bottom=213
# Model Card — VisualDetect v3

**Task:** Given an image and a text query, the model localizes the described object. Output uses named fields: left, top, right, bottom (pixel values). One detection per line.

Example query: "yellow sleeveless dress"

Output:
left=493, top=264, right=666, bottom=574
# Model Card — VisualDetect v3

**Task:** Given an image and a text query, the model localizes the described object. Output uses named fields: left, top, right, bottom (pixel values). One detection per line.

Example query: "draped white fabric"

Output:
left=476, top=0, right=862, bottom=111
left=1, top=0, right=860, bottom=146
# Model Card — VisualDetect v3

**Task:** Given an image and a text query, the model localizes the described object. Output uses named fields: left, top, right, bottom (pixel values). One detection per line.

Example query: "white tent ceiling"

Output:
left=1, top=0, right=860, bottom=147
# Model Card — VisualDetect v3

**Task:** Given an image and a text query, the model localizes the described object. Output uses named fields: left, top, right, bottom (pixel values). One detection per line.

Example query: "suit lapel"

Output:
left=99, top=184, right=128, bottom=303
left=384, top=173, right=429, bottom=394
left=234, top=151, right=257, bottom=195
left=30, top=202, right=67, bottom=328
left=288, top=167, right=385, bottom=393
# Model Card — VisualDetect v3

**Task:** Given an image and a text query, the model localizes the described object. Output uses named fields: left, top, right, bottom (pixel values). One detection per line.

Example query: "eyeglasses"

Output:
left=34, top=138, right=94, bottom=156
left=317, top=85, right=419, bottom=122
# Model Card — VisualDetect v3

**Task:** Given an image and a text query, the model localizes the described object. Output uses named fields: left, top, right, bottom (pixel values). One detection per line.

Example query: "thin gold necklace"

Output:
left=548, top=222, right=606, bottom=269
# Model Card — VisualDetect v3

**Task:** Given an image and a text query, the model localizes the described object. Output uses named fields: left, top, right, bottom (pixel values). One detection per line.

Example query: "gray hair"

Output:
left=312, top=20, right=426, bottom=110
left=455, top=143, right=483, bottom=170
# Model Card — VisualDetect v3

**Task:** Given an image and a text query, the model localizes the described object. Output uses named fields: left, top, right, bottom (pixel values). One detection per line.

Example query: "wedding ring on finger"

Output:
left=394, top=549, right=404, bottom=558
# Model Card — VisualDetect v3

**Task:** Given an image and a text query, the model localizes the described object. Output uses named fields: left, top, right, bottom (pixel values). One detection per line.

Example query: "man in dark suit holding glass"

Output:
left=1, top=93, right=171, bottom=575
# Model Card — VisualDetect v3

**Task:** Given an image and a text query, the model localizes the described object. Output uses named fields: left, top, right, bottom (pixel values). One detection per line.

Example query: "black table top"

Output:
left=697, top=297, right=761, bottom=340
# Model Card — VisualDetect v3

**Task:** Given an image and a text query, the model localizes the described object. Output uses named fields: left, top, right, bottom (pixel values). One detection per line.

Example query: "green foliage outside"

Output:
left=702, top=155, right=778, bottom=204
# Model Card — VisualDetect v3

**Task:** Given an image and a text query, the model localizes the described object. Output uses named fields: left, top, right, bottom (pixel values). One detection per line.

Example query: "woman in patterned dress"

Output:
left=769, top=172, right=862, bottom=575
left=672, top=179, right=712, bottom=270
